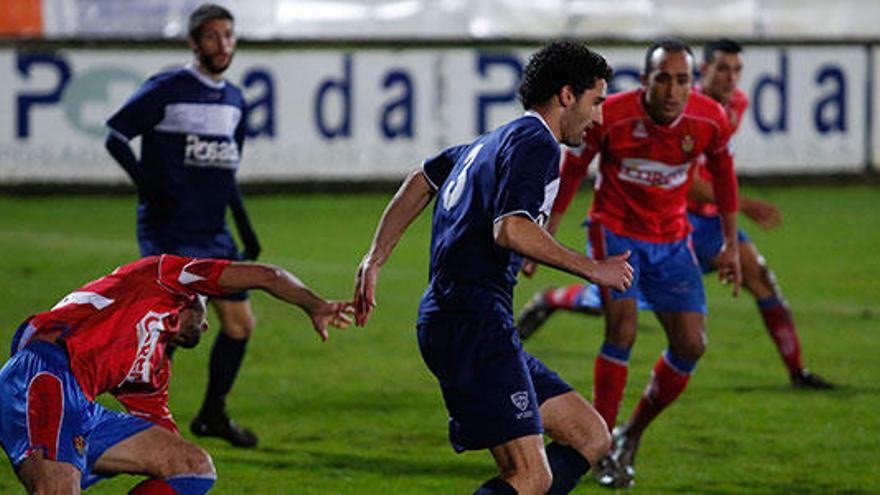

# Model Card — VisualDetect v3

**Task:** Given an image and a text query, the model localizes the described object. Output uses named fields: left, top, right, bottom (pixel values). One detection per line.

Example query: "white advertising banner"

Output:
left=0, top=44, right=872, bottom=184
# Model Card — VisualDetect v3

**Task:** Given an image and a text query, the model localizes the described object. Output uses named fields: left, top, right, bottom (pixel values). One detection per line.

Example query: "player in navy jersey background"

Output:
left=353, top=41, right=633, bottom=495
left=105, top=4, right=264, bottom=448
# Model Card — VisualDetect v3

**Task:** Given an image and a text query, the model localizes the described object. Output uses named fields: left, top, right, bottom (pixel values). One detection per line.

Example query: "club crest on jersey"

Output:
left=511, top=391, right=529, bottom=412
left=184, top=134, right=239, bottom=169
left=73, top=435, right=86, bottom=456
left=681, top=135, right=695, bottom=153
left=126, top=311, right=170, bottom=384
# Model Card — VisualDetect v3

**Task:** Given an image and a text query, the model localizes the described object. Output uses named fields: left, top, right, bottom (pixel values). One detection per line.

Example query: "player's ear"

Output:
left=558, top=85, right=575, bottom=108
left=640, top=73, right=649, bottom=87
left=188, top=36, right=198, bottom=53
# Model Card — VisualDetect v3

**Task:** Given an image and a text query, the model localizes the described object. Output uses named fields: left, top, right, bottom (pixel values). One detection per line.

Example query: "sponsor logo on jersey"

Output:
left=184, top=134, right=240, bottom=169
left=618, top=158, right=690, bottom=189
left=126, top=311, right=169, bottom=384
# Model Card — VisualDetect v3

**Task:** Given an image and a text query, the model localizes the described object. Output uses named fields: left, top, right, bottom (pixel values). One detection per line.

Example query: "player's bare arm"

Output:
left=715, top=210, right=742, bottom=296
left=494, top=214, right=633, bottom=291
left=520, top=210, right=566, bottom=277
left=218, top=262, right=353, bottom=341
left=354, top=169, right=435, bottom=326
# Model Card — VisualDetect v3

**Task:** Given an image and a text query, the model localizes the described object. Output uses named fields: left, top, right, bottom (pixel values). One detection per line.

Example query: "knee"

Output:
left=160, top=445, right=215, bottom=478
left=22, top=463, right=80, bottom=494
left=674, top=333, right=707, bottom=363
left=222, top=315, right=256, bottom=339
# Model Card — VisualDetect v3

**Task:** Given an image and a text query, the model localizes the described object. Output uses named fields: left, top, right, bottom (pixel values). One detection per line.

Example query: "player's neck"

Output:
left=193, top=61, right=225, bottom=82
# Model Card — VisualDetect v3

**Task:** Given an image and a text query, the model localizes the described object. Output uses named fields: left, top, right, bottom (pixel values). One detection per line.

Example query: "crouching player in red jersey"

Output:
left=0, top=255, right=352, bottom=494
left=518, top=39, right=832, bottom=390
left=535, top=38, right=742, bottom=488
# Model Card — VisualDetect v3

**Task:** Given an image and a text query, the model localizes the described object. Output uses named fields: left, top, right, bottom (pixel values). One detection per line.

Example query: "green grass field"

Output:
left=0, top=185, right=878, bottom=494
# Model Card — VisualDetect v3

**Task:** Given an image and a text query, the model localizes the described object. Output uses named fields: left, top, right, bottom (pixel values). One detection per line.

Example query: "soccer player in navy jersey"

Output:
left=0, top=255, right=352, bottom=494
left=518, top=39, right=832, bottom=390
left=353, top=41, right=633, bottom=495
left=104, top=4, right=264, bottom=447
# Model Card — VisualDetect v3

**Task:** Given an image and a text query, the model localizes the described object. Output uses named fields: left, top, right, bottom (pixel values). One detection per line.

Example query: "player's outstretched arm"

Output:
left=218, top=262, right=353, bottom=341
left=354, top=169, right=435, bottom=326
left=495, top=214, right=633, bottom=291
left=715, top=211, right=742, bottom=296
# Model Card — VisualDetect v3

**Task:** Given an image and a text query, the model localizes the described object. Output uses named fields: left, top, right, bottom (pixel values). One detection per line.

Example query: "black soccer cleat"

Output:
left=191, top=411, right=259, bottom=448
left=516, top=290, right=556, bottom=341
left=791, top=370, right=834, bottom=390
left=593, top=454, right=622, bottom=489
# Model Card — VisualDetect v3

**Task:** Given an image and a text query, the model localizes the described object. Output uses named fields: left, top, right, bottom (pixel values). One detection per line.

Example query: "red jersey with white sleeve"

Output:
left=553, top=88, right=738, bottom=242
left=17, top=255, right=230, bottom=432
left=688, top=87, right=749, bottom=217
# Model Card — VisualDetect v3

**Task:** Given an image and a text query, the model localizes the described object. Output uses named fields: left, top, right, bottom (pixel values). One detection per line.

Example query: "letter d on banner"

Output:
left=315, top=54, right=352, bottom=139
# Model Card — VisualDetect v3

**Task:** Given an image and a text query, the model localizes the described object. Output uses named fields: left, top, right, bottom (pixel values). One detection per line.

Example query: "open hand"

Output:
left=309, top=300, right=355, bottom=341
left=588, top=251, right=634, bottom=291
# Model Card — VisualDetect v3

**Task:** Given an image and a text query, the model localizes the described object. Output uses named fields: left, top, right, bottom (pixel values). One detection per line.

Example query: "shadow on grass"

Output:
left=213, top=448, right=490, bottom=480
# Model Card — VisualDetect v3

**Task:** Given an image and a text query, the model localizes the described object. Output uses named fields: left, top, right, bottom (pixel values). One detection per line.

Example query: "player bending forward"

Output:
left=0, top=255, right=351, bottom=494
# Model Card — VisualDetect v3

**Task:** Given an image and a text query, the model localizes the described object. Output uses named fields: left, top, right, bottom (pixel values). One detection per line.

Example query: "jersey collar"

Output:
left=523, top=110, right=557, bottom=142
left=185, top=63, right=227, bottom=90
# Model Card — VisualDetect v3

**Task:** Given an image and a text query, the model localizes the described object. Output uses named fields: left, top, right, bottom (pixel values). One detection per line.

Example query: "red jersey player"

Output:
left=537, top=38, right=742, bottom=488
left=0, top=255, right=352, bottom=494
left=519, top=39, right=832, bottom=391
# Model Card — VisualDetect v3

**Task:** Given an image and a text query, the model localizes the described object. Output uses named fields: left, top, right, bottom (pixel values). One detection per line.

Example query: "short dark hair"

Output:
left=188, top=3, right=234, bottom=39
left=643, top=37, right=694, bottom=74
left=703, top=38, right=743, bottom=64
left=518, top=41, right=613, bottom=110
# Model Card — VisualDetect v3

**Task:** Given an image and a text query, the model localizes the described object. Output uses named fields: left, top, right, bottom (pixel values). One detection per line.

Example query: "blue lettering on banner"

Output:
left=315, top=54, right=352, bottom=139
left=16, top=52, right=72, bottom=139
left=814, top=65, right=847, bottom=134
left=380, top=70, right=414, bottom=139
left=753, top=51, right=788, bottom=134
left=242, top=69, right=276, bottom=139
left=608, top=66, right=641, bottom=94
left=476, top=52, right=522, bottom=134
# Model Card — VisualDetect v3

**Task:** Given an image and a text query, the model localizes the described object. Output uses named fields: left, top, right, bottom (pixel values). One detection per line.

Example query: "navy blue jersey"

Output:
left=418, top=112, right=561, bottom=321
left=106, top=66, right=245, bottom=243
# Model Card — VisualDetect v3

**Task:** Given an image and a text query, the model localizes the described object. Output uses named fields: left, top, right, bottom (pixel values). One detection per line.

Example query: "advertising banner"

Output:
left=0, top=43, right=873, bottom=184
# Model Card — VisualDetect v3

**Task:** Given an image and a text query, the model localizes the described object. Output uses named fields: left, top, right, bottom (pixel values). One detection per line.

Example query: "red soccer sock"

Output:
left=593, top=347, right=629, bottom=430
left=129, top=479, right=177, bottom=495
left=545, top=284, right=587, bottom=310
left=626, top=352, right=692, bottom=438
left=758, top=297, right=804, bottom=376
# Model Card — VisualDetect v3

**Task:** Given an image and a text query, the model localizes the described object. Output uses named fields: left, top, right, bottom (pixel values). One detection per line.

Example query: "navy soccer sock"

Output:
left=545, top=441, right=590, bottom=494
left=474, top=477, right=517, bottom=495
left=200, top=331, right=248, bottom=416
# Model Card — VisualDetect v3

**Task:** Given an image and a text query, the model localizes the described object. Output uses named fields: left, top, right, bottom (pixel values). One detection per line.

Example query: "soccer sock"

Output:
left=545, top=442, right=590, bottom=494
left=626, top=350, right=695, bottom=438
left=200, top=331, right=248, bottom=416
left=593, top=342, right=631, bottom=430
left=757, top=296, right=804, bottom=376
left=129, top=475, right=215, bottom=495
left=474, top=477, right=517, bottom=495
left=545, top=284, right=588, bottom=310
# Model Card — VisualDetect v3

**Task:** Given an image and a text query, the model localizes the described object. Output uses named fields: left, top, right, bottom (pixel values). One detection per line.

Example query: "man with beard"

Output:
left=105, top=4, right=264, bottom=447
left=0, top=255, right=353, bottom=494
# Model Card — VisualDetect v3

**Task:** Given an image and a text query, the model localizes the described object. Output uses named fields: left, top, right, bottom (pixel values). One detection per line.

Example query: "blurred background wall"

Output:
left=1, top=0, right=878, bottom=186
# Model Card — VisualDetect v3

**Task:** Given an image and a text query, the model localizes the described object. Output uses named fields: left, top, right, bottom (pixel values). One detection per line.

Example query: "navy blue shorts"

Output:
left=417, top=312, right=572, bottom=452
left=138, top=230, right=248, bottom=301
left=588, top=222, right=706, bottom=314
left=688, top=212, right=751, bottom=274
left=0, top=340, right=153, bottom=489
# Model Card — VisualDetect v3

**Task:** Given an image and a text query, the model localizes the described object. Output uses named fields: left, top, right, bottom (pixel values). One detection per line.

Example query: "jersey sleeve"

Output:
left=421, top=145, right=468, bottom=190
left=703, top=113, right=739, bottom=213
left=493, top=134, right=560, bottom=223
left=157, top=254, right=231, bottom=297
left=105, top=77, right=166, bottom=141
